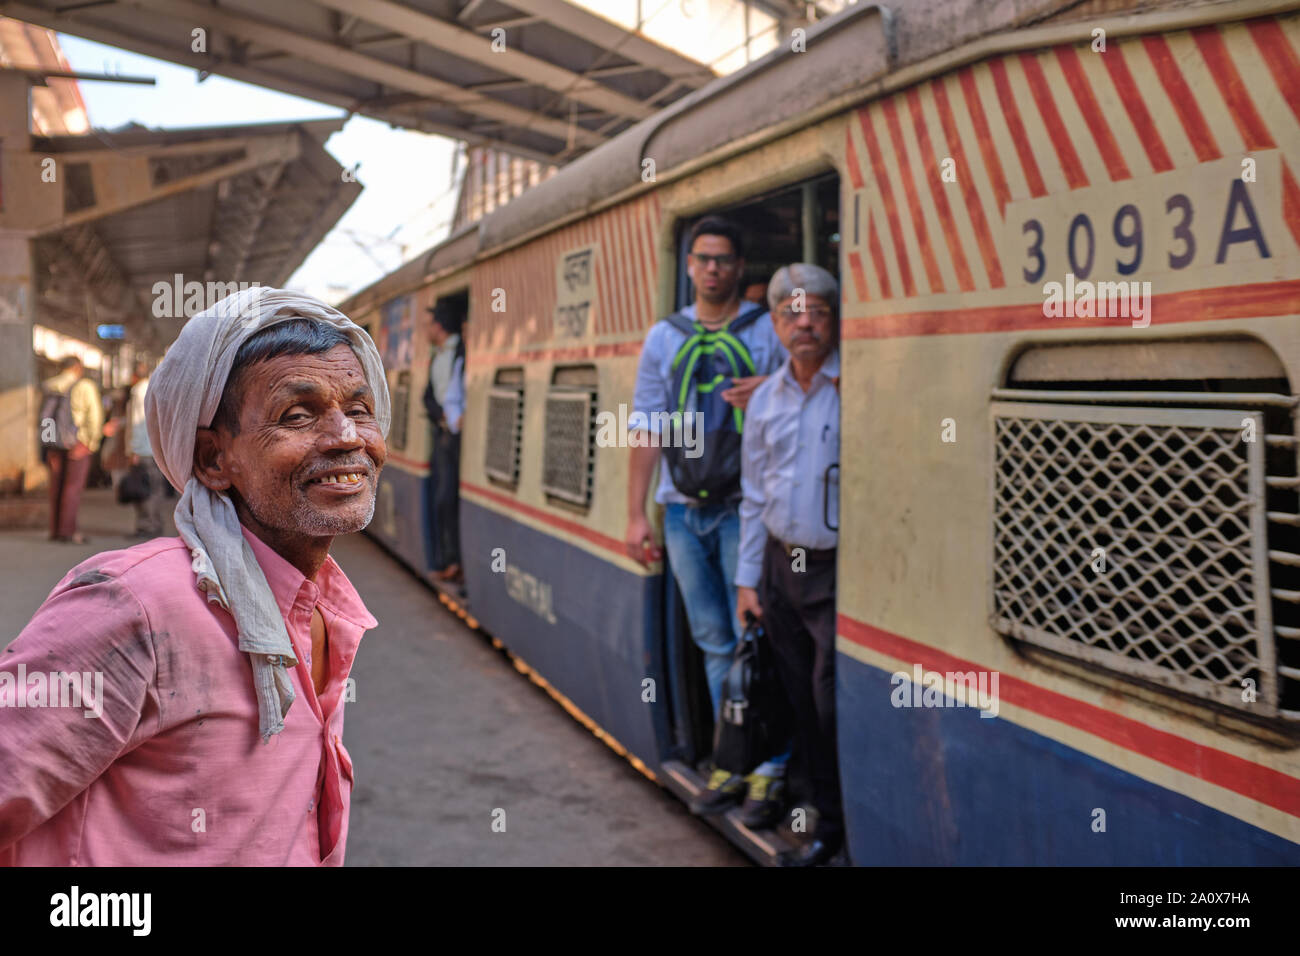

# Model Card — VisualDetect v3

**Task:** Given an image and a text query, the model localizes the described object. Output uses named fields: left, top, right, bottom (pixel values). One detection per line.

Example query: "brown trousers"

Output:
left=45, top=448, right=91, bottom=539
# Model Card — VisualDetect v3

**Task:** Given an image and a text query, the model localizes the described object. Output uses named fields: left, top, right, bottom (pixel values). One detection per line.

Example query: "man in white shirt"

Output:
left=126, top=360, right=169, bottom=538
left=423, top=301, right=466, bottom=583
left=735, top=263, right=844, bottom=866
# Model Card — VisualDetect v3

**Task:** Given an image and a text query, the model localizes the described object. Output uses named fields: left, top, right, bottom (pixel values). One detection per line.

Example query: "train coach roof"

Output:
left=340, top=0, right=1226, bottom=316
left=474, top=0, right=892, bottom=254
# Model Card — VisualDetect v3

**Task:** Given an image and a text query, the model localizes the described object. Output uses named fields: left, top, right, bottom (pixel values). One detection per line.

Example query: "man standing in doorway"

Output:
left=424, top=300, right=466, bottom=584
left=42, top=355, right=102, bottom=544
left=735, top=264, right=845, bottom=866
left=626, top=215, right=789, bottom=826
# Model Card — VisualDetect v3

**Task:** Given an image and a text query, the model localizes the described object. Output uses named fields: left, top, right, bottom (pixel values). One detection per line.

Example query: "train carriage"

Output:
left=344, top=0, right=1300, bottom=864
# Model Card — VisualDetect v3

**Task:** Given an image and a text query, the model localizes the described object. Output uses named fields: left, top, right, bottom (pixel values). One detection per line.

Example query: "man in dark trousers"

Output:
left=735, top=263, right=845, bottom=866
left=423, top=301, right=466, bottom=583
left=41, top=355, right=103, bottom=544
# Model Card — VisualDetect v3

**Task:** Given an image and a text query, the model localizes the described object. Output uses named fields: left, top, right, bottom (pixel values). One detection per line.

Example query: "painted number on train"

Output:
left=1004, top=153, right=1282, bottom=288
left=555, top=244, right=599, bottom=338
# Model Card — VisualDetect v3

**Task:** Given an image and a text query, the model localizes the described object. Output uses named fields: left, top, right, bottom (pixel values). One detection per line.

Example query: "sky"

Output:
left=58, top=34, right=463, bottom=304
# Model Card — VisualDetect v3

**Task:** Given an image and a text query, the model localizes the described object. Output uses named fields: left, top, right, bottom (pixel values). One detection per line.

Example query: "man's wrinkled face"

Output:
left=216, top=345, right=386, bottom=538
left=773, top=293, right=837, bottom=364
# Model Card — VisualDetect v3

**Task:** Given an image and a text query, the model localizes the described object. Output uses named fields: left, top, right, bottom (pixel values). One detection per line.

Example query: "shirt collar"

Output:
left=779, top=347, right=840, bottom=389
left=240, top=525, right=378, bottom=629
left=437, top=333, right=460, bottom=354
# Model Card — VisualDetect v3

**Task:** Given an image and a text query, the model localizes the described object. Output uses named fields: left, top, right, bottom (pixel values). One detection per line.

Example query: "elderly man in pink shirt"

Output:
left=0, top=288, right=390, bottom=866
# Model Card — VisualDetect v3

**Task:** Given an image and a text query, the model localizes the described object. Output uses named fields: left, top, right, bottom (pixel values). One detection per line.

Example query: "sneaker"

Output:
left=689, top=768, right=746, bottom=816
left=738, top=773, right=787, bottom=830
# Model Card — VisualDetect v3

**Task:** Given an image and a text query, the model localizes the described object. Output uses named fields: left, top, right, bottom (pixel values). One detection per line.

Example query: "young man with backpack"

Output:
left=39, top=355, right=103, bottom=544
left=626, top=216, right=790, bottom=826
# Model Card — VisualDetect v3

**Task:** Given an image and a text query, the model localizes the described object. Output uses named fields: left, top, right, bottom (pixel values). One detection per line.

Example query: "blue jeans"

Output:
left=664, top=502, right=788, bottom=777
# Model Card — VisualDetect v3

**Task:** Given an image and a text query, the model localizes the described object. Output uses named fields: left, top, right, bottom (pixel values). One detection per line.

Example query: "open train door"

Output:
left=656, top=171, right=841, bottom=863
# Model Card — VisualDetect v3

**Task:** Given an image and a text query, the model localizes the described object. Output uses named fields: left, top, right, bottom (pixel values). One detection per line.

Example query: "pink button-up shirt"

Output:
left=0, top=527, right=377, bottom=866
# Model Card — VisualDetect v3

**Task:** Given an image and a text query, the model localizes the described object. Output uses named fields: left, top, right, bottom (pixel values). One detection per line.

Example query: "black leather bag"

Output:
left=712, top=615, right=790, bottom=775
left=117, top=462, right=151, bottom=504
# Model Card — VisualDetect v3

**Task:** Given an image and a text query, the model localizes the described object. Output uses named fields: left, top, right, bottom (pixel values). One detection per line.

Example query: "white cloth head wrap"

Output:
left=145, top=286, right=390, bottom=742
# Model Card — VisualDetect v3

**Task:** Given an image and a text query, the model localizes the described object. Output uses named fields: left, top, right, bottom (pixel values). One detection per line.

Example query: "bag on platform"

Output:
left=712, top=615, right=789, bottom=776
left=117, top=462, right=151, bottom=505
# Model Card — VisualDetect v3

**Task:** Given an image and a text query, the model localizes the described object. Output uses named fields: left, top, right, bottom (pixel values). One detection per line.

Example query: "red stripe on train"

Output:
left=957, top=65, right=1013, bottom=215
left=930, top=75, right=1004, bottom=288
left=461, top=480, right=626, bottom=556
left=881, top=98, right=946, bottom=295
left=837, top=614, right=1300, bottom=819
left=1142, top=34, right=1221, bottom=162
left=1249, top=18, right=1300, bottom=127
left=848, top=251, right=870, bottom=303
left=866, top=210, right=892, bottom=300
left=1018, top=51, right=1089, bottom=190
left=857, top=106, right=917, bottom=298
left=1098, top=42, right=1174, bottom=174
left=987, top=58, right=1047, bottom=198
left=1192, top=25, right=1275, bottom=151
left=1282, top=162, right=1300, bottom=253
left=843, top=279, right=1300, bottom=339
left=1055, top=46, right=1131, bottom=182
left=844, top=125, right=866, bottom=191
left=905, top=87, right=975, bottom=293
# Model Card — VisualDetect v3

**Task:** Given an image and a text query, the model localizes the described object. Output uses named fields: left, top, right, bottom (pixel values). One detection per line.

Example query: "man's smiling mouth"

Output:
left=308, top=472, right=366, bottom=485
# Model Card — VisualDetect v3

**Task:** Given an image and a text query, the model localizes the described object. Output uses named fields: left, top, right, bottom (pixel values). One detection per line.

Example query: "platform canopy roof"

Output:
left=30, top=117, right=359, bottom=352
left=0, top=0, right=794, bottom=164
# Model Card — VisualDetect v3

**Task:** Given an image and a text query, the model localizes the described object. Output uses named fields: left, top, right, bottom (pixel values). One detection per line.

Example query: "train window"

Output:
left=389, top=369, right=411, bottom=451
left=542, top=365, right=598, bottom=509
left=991, top=338, right=1300, bottom=724
left=485, top=367, right=524, bottom=488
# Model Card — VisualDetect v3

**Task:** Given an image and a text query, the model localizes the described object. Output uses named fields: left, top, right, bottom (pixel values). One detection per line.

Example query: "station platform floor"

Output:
left=1, top=488, right=746, bottom=866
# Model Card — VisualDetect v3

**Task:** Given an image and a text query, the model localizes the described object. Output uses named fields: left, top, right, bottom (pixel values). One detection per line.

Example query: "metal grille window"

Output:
left=991, top=392, right=1300, bottom=721
left=484, top=383, right=524, bottom=487
left=542, top=386, right=597, bottom=507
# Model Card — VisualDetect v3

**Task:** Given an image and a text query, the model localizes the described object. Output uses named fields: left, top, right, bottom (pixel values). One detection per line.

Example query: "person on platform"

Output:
left=423, top=300, right=466, bottom=584
left=0, top=288, right=389, bottom=865
left=735, top=263, right=845, bottom=867
left=125, top=359, right=170, bottom=539
left=626, top=215, right=790, bottom=826
left=41, top=355, right=103, bottom=544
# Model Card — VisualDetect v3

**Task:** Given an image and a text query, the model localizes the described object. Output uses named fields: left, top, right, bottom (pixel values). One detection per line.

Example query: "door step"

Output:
left=659, top=759, right=833, bottom=867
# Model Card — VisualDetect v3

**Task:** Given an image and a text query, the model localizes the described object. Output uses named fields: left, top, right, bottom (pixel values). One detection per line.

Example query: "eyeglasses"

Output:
left=689, top=253, right=738, bottom=269
left=775, top=305, right=834, bottom=321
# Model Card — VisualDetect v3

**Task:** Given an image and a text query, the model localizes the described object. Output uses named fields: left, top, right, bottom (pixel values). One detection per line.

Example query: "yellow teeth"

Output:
left=313, top=472, right=364, bottom=484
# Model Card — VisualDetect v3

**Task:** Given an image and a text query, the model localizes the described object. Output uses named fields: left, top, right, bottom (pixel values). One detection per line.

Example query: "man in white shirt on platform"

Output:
left=126, top=360, right=169, bottom=538
left=735, top=263, right=845, bottom=867
left=423, top=301, right=466, bottom=583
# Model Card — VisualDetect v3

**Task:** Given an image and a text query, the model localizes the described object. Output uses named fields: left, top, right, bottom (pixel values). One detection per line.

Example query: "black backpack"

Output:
left=661, top=302, right=765, bottom=502
left=712, top=616, right=791, bottom=776
left=38, top=387, right=78, bottom=453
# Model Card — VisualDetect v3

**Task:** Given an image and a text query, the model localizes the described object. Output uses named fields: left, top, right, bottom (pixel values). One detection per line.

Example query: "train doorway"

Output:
left=664, top=172, right=841, bottom=777
left=424, top=289, right=469, bottom=584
